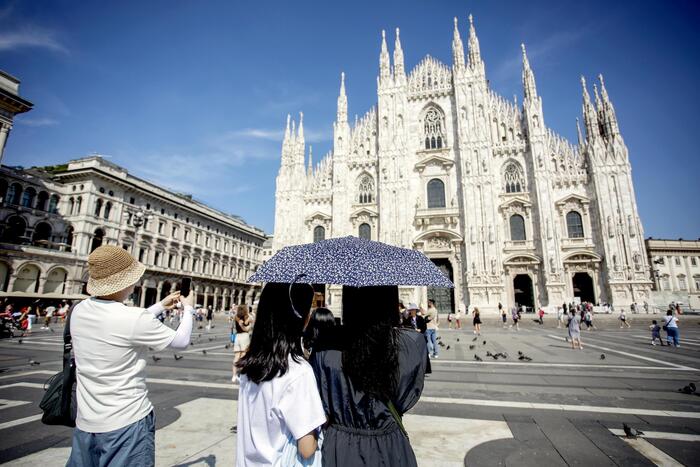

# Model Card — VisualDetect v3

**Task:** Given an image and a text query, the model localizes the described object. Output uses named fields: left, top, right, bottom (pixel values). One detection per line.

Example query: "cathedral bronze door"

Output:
left=513, top=274, right=534, bottom=311
left=428, top=258, right=454, bottom=314
left=572, top=272, right=595, bottom=303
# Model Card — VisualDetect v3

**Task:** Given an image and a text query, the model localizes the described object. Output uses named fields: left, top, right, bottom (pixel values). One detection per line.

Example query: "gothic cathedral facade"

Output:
left=273, top=16, right=652, bottom=313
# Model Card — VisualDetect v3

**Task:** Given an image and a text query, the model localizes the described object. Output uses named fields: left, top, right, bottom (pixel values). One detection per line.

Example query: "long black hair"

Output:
left=341, top=285, right=400, bottom=401
left=236, top=282, right=314, bottom=384
left=303, top=307, right=336, bottom=352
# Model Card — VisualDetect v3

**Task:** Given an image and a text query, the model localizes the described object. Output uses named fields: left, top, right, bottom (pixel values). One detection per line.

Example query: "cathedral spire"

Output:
left=297, top=111, right=304, bottom=144
left=307, top=145, right=313, bottom=176
left=576, top=117, right=584, bottom=146
left=452, top=17, right=465, bottom=71
left=379, top=29, right=391, bottom=82
left=393, top=28, right=405, bottom=79
left=283, top=113, right=291, bottom=143
left=581, top=76, right=598, bottom=141
left=290, top=119, right=296, bottom=145
left=467, top=14, right=482, bottom=69
left=337, top=72, right=348, bottom=124
left=521, top=43, right=538, bottom=102
left=593, top=83, right=603, bottom=111
left=598, top=74, right=620, bottom=137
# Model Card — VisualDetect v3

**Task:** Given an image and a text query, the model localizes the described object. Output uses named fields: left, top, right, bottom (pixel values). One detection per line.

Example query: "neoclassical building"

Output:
left=1, top=156, right=266, bottom=309
left=273, top=15, right=652, bottom=313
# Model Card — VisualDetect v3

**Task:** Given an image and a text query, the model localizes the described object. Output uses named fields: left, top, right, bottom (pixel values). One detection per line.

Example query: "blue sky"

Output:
left=2, top=0, right=699, bottom=238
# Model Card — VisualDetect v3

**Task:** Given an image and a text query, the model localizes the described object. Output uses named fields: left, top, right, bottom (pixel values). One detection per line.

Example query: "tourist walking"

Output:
left=67, top=245, right=195, bottom=467
left=650, top=320, right=665, bottom=346
left=584, top=309, right=594, bottom=330
left=472, top=307, right=482, bottom=335
left=42, top=305, right=55, bottom=329
left=425, top=299, right=439, bottom=358
left=501, top=306, right=508, bottom=328
left=402, top=303, right=427, bottom=334
left=510, top=305, right=520, bottom=331
left=310, top=285, right=428, bottom=467
left=454, top=302, right=464, bottom=329
left=205, top=306, right=214, bottom=330
left=537, top=306, right=544, bottom=325
left=231, top=304, right=252, bottom=383
left=619, top=309, right=631, bottom=328
left=568, top=310, right=583, bottom=350
left=236, top=282, right=325, bottom=466
left=664, top=310, right=680, bottom=347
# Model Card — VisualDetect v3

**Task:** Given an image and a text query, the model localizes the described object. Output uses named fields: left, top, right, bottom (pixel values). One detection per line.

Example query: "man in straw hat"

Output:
left=66, top=245, right=195, bottom=466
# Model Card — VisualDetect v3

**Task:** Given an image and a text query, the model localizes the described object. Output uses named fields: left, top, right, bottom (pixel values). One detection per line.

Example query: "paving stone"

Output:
left=570, top=419, right=655, bottom=466
left=534, top=416, right=617, bottom=466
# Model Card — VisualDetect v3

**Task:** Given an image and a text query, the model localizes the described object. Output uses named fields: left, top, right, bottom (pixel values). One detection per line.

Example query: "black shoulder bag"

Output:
left=39, top=308, right=77, bottom=426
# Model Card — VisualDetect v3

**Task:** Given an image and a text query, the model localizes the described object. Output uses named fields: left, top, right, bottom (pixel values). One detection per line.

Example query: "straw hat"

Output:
left=87, top=245, right=146, bottom=296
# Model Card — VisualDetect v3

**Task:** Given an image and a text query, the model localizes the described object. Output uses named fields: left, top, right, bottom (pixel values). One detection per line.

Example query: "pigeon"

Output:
left=522, top=356, right=532, bottom=362
left=208, top=337, right=214, bottom=342
left=230, top=425, right=237, bottom=434
left=486, top=351, right=494, bottom=357
left=190, top=342, right=194, bottom=346
left=18, top=339, right=22, bottom=344
left=49, top=327, right=55, bottom=333
left=469, top=345, right=475, bottom=350
left=148, top=346, right=154, bottom=351
left=174, top=354, right=183, bottom=361
left=29, top=360, right=40, bottom=366
left=600, top=354, right=606, bottom=360
left=491, top=354, right=499, bottom=360
left=690, top=383, right=697, bottom=392
left=202, top=349, right=207, bottom=355
left=518, top=351, right=523, bottom=356
left=225, top=343, right=231, bottom=349
left=483, top=340, right=487, bottom=345
left=623, top=423, right=644, bottom=438
left=474, top=354, right=483, bottom=362
left=679, top=386, right=694, bottom=394
left=456, top=338, right=460, bottom=342
left=446, top=345, right=451, bottom=350
left=152, top=355, right=161, bottom=362
left=472, top=337, right=478, bottom=342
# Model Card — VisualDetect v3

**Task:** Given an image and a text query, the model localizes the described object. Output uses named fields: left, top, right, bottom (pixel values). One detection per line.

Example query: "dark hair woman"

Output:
left=309, top=285, right=428, bottom=467
left=235, top=282, right=326, bottom=465
left=303, top=307, right=336, bottom=355
left=230, top=304, right=251, bottom=383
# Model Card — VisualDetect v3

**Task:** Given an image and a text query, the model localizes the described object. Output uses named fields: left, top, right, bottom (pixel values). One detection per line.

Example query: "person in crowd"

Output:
left=424, top=299, right=439, bottom=358
left=231, top=304, right=253, bottom=383
left=402, top=303, right=426, bottom=334
left=664, top=310, right=680, bottom=347
left=206, top=305, right=214, bottom=330
left=568, top=310, right=583, bottom=350
left=25, top=305, right=37, bottom=334
left=619, top=309, right=631, bottom=328
left=454, top=302, right=464, bottom=329
left=650, top=320, right=664, bottom=346
left=510, top=305, right=520, bottom=331
left=310, top=285, right=428, bottom=467
left=584, top=309, right=594, bottom=330
left=42, top=304, right=55, bottom=329
left=236, top=282, right=325, bottom=466
left=537, top=306, right=544, bottom=325
left=472, top=307, right=482, bottom=335
left=303, top=307, right=336, bottom=355
left=398, top=301, right=407, bottom=323
left=67, top=245, right=194, bottom=467
left=501, top=306, right=508, bottom=328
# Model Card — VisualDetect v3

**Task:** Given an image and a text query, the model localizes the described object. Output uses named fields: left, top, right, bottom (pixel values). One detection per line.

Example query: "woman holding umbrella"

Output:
left=310, top=285, right=428, bottom=467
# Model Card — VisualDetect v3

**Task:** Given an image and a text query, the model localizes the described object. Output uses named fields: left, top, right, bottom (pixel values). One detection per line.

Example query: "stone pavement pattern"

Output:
left=0, top=313, right=698, bottom=466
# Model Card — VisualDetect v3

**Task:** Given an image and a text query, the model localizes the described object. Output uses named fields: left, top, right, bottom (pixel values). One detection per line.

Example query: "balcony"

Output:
left=504, top=240, right=536, bottom=252
left=561, top=236, right=594, bottom=250
left=415, top=206, right=459, bottom=227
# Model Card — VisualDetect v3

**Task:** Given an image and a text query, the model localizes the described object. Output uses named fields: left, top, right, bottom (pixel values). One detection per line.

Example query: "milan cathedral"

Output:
left=273, top=15, right=652, bottom=313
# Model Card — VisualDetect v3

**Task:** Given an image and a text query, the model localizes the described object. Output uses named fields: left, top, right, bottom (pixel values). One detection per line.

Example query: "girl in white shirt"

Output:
left=235, top=282, right=326, bottom=466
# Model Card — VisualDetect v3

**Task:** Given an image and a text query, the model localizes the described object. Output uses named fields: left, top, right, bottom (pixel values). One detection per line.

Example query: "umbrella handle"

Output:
left=288, top=273, right=308, bottom=319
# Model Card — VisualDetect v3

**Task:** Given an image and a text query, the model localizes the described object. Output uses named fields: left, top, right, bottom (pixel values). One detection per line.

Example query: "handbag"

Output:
left=273, top=431, right=323, bottom=467
left=39, top=307, right=77, bottom=427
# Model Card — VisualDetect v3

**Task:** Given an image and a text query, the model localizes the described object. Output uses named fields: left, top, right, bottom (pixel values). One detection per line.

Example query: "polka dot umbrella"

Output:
left=248, top=236, right=454, bottom=288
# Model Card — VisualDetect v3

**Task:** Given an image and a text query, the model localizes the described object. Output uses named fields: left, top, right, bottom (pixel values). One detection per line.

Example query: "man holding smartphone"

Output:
left=67, top=245, right=196, bottom=467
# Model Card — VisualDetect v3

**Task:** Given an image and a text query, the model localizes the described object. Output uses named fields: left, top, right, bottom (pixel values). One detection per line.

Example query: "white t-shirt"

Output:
left=71, top=298, right=176, bottom=433
left=236, top=356, right=326, bottom=467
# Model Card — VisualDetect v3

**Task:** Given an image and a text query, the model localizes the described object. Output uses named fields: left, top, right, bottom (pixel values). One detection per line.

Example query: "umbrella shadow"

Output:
left=173, top=454, right=216, bottom=467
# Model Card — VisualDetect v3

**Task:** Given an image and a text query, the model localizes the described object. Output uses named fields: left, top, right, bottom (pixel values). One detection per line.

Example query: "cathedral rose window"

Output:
left=423, top=106, right=446, bottom=150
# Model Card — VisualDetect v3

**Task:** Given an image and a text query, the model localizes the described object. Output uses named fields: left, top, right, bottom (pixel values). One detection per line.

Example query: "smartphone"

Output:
left=179, top=277, right=192, bottom=298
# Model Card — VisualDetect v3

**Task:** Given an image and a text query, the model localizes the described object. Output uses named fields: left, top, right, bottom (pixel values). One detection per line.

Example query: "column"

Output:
left=156, top=281, right=163, bottom=302
left=139, top=284, right=147, bottom=307
left=38, top=275, right=48, bottom=294
left=0, top=123, right=10, bottom=167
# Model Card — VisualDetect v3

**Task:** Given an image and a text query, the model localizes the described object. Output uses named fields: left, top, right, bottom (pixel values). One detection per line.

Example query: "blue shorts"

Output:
left=67, top=411, right=155, bottom=467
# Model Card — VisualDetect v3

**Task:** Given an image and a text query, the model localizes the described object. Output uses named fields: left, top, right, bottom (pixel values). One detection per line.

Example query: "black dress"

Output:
left=309, top=329, right=428, bottom=467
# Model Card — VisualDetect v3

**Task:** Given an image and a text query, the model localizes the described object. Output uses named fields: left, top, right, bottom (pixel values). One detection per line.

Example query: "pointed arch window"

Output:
left=566, top=211, right=584, bottom=238
left=504, top=162, right=525, bottom=193
left=510, top=214, right=526, bottom=241
left=358, top=223, right=371, bottom=240
left=427, top=178, right=446, bottom=208
left=423, top=106, right=446, bottom=150
left=313, top=226, right=325, bottom=243
left=358, top=174, right=374, bottom=204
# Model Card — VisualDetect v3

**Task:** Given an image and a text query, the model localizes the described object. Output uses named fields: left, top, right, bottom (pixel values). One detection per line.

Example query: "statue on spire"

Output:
left=297, top=111, right=305, bottom=143
left=452, top=17, right=465, bottom=70
left=467, top=14, right=482, bottom=69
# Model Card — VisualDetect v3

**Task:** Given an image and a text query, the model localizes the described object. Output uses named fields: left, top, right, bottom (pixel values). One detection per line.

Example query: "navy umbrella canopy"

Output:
left=248, top=236, right=454, bottom=288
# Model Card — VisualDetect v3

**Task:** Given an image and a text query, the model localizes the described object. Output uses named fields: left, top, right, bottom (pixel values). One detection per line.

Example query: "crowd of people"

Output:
left=0, top=299, right=71, bottom=336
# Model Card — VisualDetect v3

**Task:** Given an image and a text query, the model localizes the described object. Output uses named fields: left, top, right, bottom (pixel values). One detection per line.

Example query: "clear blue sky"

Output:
left=2, top=0, right=699, bottom=238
